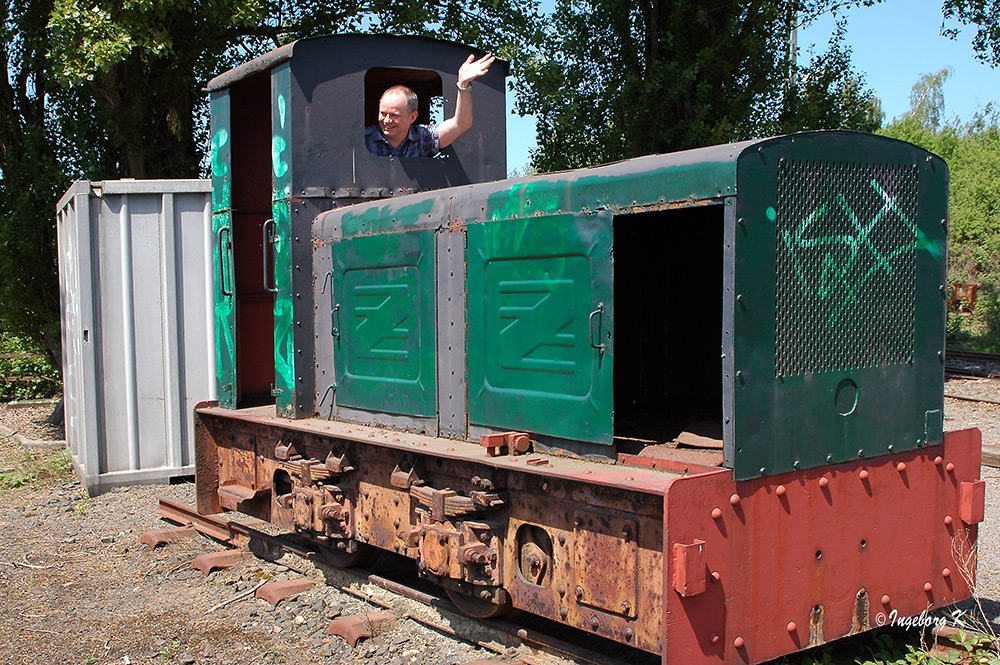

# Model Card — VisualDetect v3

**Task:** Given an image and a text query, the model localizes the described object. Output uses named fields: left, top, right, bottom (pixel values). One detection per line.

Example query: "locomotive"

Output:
left=195, top=33, right=985, bottom=664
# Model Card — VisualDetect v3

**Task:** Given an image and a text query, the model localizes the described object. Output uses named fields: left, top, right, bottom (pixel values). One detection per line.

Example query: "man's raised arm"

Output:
left=437, top=53, right=496, bottom=149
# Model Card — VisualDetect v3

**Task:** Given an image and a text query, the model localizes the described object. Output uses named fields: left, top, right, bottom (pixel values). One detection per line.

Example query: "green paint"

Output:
left=340, top=199, right=435, bottom=238
left=733, top=135, right=947, bottom=480
left=271, top=63, right=295, bottom=415
left=331, top=230, right=437, bottom=417
left=211, top=212, right=236, bottom=408
left=210, top=90, right=235, bottom=408
left=467, top=212, right=614, bottom=444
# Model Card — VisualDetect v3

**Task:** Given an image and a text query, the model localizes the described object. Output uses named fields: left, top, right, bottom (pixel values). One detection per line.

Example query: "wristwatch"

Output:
left=456, top=81, right=472, bottom=92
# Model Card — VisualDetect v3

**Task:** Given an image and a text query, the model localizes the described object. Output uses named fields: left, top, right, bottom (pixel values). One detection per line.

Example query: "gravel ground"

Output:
left=3, top=386, right=1000, bottom=665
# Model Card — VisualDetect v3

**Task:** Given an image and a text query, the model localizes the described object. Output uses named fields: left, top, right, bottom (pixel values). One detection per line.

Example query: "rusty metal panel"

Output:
left=57, top=180, right=216, bottom=496
left=663, top=429, right=981, bottom=665
left=572, top=510, right=639, bottom=618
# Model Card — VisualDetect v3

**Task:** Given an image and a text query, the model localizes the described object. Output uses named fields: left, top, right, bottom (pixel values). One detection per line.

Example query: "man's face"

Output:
left=378, top=91, right=418, bottom=145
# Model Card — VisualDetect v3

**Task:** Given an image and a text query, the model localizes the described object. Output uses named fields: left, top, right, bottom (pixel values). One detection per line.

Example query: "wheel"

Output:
left=446, top=588, right=516, bottom=619
left=317, top=540, right=380, bottom=568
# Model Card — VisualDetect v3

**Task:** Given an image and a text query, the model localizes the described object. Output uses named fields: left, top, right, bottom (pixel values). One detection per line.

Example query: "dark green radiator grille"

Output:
left=774, top=160, right=920, bottom=377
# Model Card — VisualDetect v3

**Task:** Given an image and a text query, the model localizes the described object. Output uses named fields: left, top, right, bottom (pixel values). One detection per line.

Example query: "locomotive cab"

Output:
left=207, top=35, right=508, bottom=415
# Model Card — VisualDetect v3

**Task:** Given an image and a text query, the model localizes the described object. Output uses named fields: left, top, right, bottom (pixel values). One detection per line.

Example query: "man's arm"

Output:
left=437, top=53, right=496, bottom=149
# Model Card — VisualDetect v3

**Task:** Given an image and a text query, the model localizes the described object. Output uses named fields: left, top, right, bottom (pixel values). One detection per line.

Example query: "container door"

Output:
left=467, top=212, right=614, bottom=445
left=331, top=229, right=437, bottom=417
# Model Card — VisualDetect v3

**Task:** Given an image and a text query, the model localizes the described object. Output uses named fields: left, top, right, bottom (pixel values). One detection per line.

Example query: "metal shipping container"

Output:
left=57, top=180, right=216, bottom=495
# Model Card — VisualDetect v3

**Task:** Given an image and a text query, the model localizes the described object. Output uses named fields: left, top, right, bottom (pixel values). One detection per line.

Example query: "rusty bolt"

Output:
left=786, top=621, right=796, bottom=633
left=589, top=616, right=599, bottom=630
left=924, top=582, right=933, bottom=592
left=624, top=627, right=633, bottom=641
left=934, top=456, right=943, bottom=466
left=711, top=507, right=723, bottom=520
left=336, top=541, right=347, bottom=550
left=363, top=488, right=370, bottom=498
left=734, top=637, right=745, bottom=649
left=946, top=462, right=955, bottom=472
left=479, top=590, right=491, bottom=600
left=859, top=469, right=869, bottom=480
left=897, top=462, right=907, bottom=472
left=943, top=568, right=952, bottom=578
left=945, top=515, right=953, bottom=526
left=710, top=633, right=720, bottom=644
left=558, top=533, right=566, bottom=545
left=775, top=485, right=786, bottom=497
left=439, top=534, right=447, bottom=545
left=575, top=586, right=584, bottom=599
left=558, top=584, right=566, bottom=596
left=620, top=601, right=631, bottom=613
left=881, top=595, right=890, bottom=605
left=480, top=532, right=490, bottom=543
left=393, top=495, right=400, bottom=505
left=393, top=518, right=400, bottom=528
left=819, top=477, right=829, bottom=488
left=527, top=553, right=541, bottom=569
left=729, top=493, right=740, bottom=506
left=559, top=607, right=568, bottom=619
left=393, top=542, right=400, bottom=552
left=711, top=571, right=721, bottom=583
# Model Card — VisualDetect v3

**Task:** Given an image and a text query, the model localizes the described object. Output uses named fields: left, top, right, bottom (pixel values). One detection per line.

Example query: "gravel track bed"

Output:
left=3, top=388, right=1000, bottom=663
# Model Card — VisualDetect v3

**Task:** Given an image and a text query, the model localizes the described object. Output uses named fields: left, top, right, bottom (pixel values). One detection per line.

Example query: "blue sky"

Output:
left=505, top=0, right=1000, bottom=172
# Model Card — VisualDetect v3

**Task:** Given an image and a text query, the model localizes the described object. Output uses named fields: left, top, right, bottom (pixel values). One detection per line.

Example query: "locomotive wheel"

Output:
left=445, top=588, right=516, bottom=619
left=317, top=541, right=380, bottom=569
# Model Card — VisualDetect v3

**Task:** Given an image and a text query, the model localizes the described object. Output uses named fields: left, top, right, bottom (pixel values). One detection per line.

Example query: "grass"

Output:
left=0, top=446, right=72, bottom=491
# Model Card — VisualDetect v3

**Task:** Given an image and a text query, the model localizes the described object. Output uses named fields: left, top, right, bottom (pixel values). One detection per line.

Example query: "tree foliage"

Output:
left=518, top=0, right=883, bottom=172
left=0, top=0, right=72, bottom=358
left=775, top=20, right=883, bottom=134
left=942, top=0, right=1000, bottom=65
left=0, top=0, right=542, bottom=363
left=882, top=71, right=1000, bottom=348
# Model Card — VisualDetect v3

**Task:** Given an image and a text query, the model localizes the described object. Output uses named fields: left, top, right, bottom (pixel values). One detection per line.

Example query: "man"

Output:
left=365, top=53, right=496, bottom=157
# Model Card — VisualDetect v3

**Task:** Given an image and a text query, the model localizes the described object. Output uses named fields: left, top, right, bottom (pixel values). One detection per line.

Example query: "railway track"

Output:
left=946, top=349, right=1000, bottom=379
left=153, top=498, right=655, bottom=665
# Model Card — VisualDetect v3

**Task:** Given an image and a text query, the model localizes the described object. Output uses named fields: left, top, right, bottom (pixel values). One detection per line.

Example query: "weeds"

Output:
left=0, top=447, right=72, bottom=491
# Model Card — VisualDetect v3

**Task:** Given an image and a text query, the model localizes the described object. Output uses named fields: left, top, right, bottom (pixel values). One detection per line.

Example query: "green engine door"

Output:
left=210, top=91, right=236, bottom=409
left=331, top=230, right=437, bottom=417
left=467, top=212, right=614, bottom=445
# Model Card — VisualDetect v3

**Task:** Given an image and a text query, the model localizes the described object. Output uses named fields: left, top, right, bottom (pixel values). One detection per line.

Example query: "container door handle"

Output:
left=589, top=303, right=606, bottom=356
left=331, top=303, right=341, bottom=341
left=217, top=226, right=233, bottom=297
left=262, top=218, right=277, bottom=293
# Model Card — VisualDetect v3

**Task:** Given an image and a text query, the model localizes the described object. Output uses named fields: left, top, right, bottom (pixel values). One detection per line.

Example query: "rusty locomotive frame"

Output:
left=196, top=34, right=985, bottom=664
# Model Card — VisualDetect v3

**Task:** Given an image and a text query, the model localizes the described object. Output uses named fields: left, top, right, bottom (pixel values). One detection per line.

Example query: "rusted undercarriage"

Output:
left=196, top=403, right=984, bottom=665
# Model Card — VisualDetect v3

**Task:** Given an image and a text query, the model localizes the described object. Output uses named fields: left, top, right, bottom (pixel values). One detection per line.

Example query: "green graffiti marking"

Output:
left=778, top=178, right=924, bottom=326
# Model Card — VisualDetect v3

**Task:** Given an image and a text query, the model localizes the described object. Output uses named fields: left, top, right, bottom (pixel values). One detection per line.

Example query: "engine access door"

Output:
left=466, top=212, right=614, bottom=445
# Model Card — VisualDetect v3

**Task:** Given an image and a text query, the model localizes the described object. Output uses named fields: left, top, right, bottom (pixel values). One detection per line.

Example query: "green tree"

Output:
left=0, top=0, right=542, bottom=364
left=0, top=0, right=77, bottom=360
left=46, top=0, right=543, bottom=179
left=775, top=20, right=883, bottom=134
left=883, top=71, right=1000, bottom=348
left=518, top=1, right=882, bottom=173
left=942, top=0, right=1000, bottom=65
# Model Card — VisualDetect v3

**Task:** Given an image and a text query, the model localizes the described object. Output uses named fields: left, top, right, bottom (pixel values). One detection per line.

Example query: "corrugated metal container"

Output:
left=56, top=180, right=216, bottom=495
